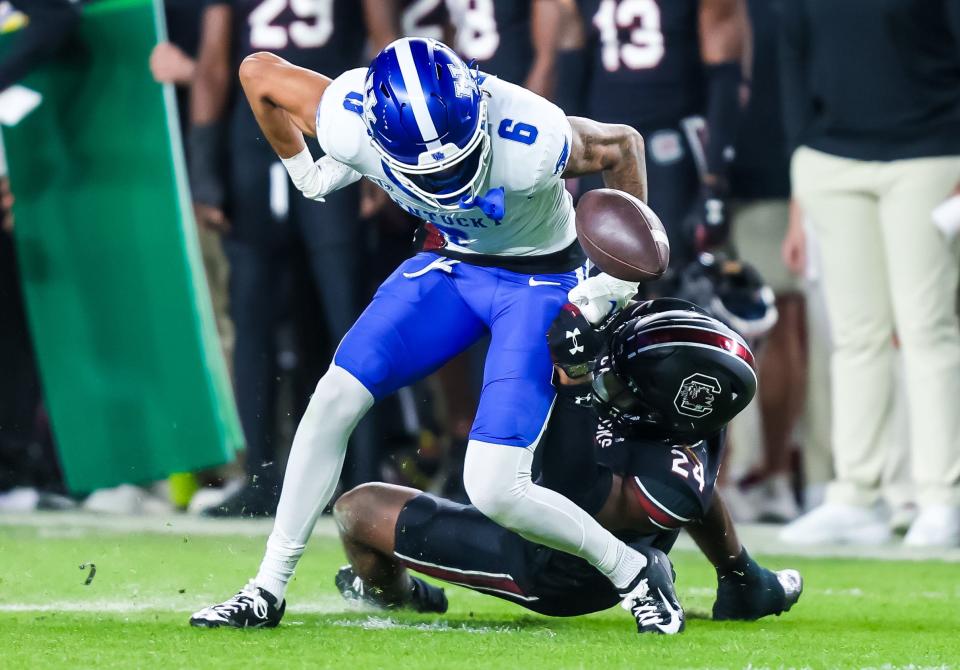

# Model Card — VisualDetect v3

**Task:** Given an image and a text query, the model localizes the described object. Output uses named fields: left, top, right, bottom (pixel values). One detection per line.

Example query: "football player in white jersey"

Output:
left=191, top=37, right=678, bottom=634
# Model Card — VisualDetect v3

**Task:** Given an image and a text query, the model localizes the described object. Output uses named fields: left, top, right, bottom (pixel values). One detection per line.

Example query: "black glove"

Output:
left=547, top=303, right=603, bottom=379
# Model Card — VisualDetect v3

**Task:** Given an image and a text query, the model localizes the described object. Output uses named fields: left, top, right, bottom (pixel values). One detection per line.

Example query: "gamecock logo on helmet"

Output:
left=674, top=374, right=721, bottom=418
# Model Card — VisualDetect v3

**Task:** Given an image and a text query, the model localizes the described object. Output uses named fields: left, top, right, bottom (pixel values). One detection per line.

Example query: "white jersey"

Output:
left=316, top=68, right=577, bottom=257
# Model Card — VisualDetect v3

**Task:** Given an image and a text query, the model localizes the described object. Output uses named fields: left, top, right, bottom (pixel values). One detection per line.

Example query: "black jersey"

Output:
left=449, top=0, right=531, bottom=86
left=579, top=0, right=704, bottom=128
left=399, top=0, right=449, bottom=40
left=229, top=0, right=364, bottom=75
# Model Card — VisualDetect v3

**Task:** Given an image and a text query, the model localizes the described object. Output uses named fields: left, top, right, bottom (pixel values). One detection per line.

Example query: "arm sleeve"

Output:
left=537, top=388, right=613, bottom=516
left=315, top=68, right=369, bottom=166
left=779, top=0, right=810, bottom=154
left=0, top=0, right=80, bottom=92
left=703, top=62, right=741, bottom=180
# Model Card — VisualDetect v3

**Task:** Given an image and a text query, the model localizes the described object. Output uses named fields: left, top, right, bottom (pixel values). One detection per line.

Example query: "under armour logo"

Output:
left=448, top=62, right=475, bottom=99
left=566, top=328, right=584, bottom=355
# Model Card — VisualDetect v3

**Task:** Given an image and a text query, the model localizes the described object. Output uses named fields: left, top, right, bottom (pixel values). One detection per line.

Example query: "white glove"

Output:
left=280, top=147, right=362, bottom=201
left=567, top=273, right=639, bottom=325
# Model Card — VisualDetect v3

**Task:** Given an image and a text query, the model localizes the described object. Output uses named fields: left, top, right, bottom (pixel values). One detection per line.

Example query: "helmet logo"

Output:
left=447, top=62, right=474, bottom=99
left=566, top=328, right=584, bottom=355
left=674, top=374, right=721, bottom=418
left=363, top=82, right=377, bottom=126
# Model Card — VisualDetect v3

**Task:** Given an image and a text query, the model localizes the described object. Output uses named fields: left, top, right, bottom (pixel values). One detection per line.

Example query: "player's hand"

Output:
left=194, top=202, right=230, bottom=233
left=150, top=42, right=196, bottom=85
left=359, top=179, right=388, bottom=219
left=1, top=177, right=14, bottom=232
left=568, top=273, right=639, bottom=325
left=548, top=303, right=603, bottom=379
left=782, top=199, right=806, bottom=277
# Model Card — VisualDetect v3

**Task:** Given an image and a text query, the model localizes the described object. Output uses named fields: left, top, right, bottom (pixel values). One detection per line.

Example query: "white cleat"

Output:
left=779, top=502, right=891, bottom=545
left=903, top=505, right=960, bottom=548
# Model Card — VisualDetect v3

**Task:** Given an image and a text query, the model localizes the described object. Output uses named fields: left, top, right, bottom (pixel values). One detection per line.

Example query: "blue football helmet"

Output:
left=363, top=38, right=491, bottom=210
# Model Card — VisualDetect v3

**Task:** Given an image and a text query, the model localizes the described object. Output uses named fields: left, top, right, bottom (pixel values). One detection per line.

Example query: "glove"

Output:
left=547, top=304, right=603, bottom=379
left=567, top=273, right=639, bottom=325
left=280, top=148, right=362, bottom=202
left=693, top=184, right=729, bottom=252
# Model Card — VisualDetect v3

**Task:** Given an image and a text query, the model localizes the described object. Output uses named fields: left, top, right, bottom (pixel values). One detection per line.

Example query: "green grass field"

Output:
left=0, top=519, right=958, bottom=670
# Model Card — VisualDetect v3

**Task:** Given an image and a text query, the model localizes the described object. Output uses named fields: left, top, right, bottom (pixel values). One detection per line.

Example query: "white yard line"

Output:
left=0, top=596, right=350, bottom=614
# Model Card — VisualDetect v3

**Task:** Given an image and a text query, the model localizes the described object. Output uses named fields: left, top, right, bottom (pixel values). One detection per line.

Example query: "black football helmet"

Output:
left=675, top=252, right=778, bottom=342
left=591, top=298, right=757, bottom=443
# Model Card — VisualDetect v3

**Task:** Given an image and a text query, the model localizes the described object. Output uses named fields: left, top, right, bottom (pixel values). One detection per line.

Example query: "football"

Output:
left=575, top=189, right=671, bottom=281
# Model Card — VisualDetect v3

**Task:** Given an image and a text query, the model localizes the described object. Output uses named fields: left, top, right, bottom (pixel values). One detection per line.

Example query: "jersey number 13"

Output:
left=593, top=0, right=665, bottom=72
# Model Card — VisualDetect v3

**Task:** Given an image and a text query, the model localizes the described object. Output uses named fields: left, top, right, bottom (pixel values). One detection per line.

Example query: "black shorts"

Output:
left=393, top=493, right=679, bottom=617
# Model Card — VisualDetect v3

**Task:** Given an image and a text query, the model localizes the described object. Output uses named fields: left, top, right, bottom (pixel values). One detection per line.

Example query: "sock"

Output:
left=254, top=366, right=374, bottom=601
left=716, top=548, right=761, bottom=582
left=599, top=542, right=649, bottom=592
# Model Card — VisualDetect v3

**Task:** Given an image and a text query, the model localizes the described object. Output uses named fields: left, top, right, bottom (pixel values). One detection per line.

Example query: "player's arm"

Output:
left=524, top=0, right=564, bottom=99
left=188, top=2, right=232, bottom=230
left=363, top=0, right=402, bottom=54
left=239, top=53, right=360, bottom=200
left=698, top=0, right=748, bottom=188
left=562, top=117, right=647, bottom=203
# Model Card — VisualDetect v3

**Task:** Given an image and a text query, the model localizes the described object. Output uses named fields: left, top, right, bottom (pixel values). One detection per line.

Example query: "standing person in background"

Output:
left=192, top=0, right=374, bottom=517
left=447, top=0, right=565, bottom=99
left=779, top=0, right=960, bottom=547
left=723, top=0, right=803, bottom=523
left=576, top=0, right=749, bottom=277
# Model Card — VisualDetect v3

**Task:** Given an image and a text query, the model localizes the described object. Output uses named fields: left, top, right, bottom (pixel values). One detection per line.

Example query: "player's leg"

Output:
left=877, top=156, right=960, bottom=545
left=249, top=257, right=486, bottom=605
left=781, top=148, right=895, bottom=544
left=292, top=181, right=380, bottom=488
left=459, top=271, right=682, bottom=632
left=332, top=483, right=447, bottom=612
left=214, top=142, right=287, bottom=515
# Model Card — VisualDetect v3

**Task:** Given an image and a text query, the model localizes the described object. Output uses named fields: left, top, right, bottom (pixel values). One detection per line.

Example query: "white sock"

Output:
left=254, top=365, right=373, bottom=601
left=463, top=441, right=647, bottom=595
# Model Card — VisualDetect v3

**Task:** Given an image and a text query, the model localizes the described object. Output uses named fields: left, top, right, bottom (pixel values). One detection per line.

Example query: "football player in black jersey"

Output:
left=330, top=300, right=802, bottom=632
left=577, top=0, right=748, bottom=275
left=190, top=0, right=381, bottom=517
left=447, top=0, right=567, bottom=99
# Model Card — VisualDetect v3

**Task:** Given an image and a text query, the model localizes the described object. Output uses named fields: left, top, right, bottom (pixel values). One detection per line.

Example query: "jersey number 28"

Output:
left=593, top=0, right=665, bottom=72
left=249, top=0, right=334, bottom=49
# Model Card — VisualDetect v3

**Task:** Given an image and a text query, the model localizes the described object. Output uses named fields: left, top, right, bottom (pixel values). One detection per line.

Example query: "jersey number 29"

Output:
left=593, top=0, right=665, bottom=72
left=249, top=0, right=334, bottom=49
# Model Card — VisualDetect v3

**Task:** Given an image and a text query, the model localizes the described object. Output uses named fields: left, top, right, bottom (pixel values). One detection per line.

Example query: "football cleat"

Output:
left=335, top=565, right=448, bottom=614
left=712, top=567, right=803, bottom=621
left=619, top=548, right=685, bottom=635
left=189, top=581, right=285, bottom=628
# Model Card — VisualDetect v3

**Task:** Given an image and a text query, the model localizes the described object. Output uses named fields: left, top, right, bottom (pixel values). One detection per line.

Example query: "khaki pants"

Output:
left=198, top=225, right=235, bottom=374
left=792, top=147, right=960, bottom=507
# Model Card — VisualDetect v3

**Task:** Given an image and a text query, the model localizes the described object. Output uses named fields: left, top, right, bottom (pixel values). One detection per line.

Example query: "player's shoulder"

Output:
left=483, top=76, right=572, bottom=194
left=316, top=67, right=370, bottom=166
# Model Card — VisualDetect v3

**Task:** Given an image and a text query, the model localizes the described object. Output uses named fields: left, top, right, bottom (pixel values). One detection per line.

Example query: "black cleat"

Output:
left=335, top=565, right=448, bottom=614
left=713, top=567, right=803, bottom=621
left=189, top=581, right=285, bottom=628
left=619, top=548, right=685, bottom=635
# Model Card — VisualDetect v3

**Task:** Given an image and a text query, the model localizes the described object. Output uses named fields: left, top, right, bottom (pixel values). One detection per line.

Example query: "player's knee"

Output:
left=332, top=484, right=378, bottom=538
left=463, top=445, right=531, bottom=526
left=306, top=365, right=373, bottom=429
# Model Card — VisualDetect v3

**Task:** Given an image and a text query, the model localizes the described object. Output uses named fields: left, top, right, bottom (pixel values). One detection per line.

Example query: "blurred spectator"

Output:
left=778, top=0, right=960, bottom=547
left=575, top=0, right=749, bottom=275
left=724, top=0, right=803, bottom=522
left=196, top=1, right=373, bottom=517
left=447, top=0, right=565, bottom=98
left=0, top=0, right=80, bottom=501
